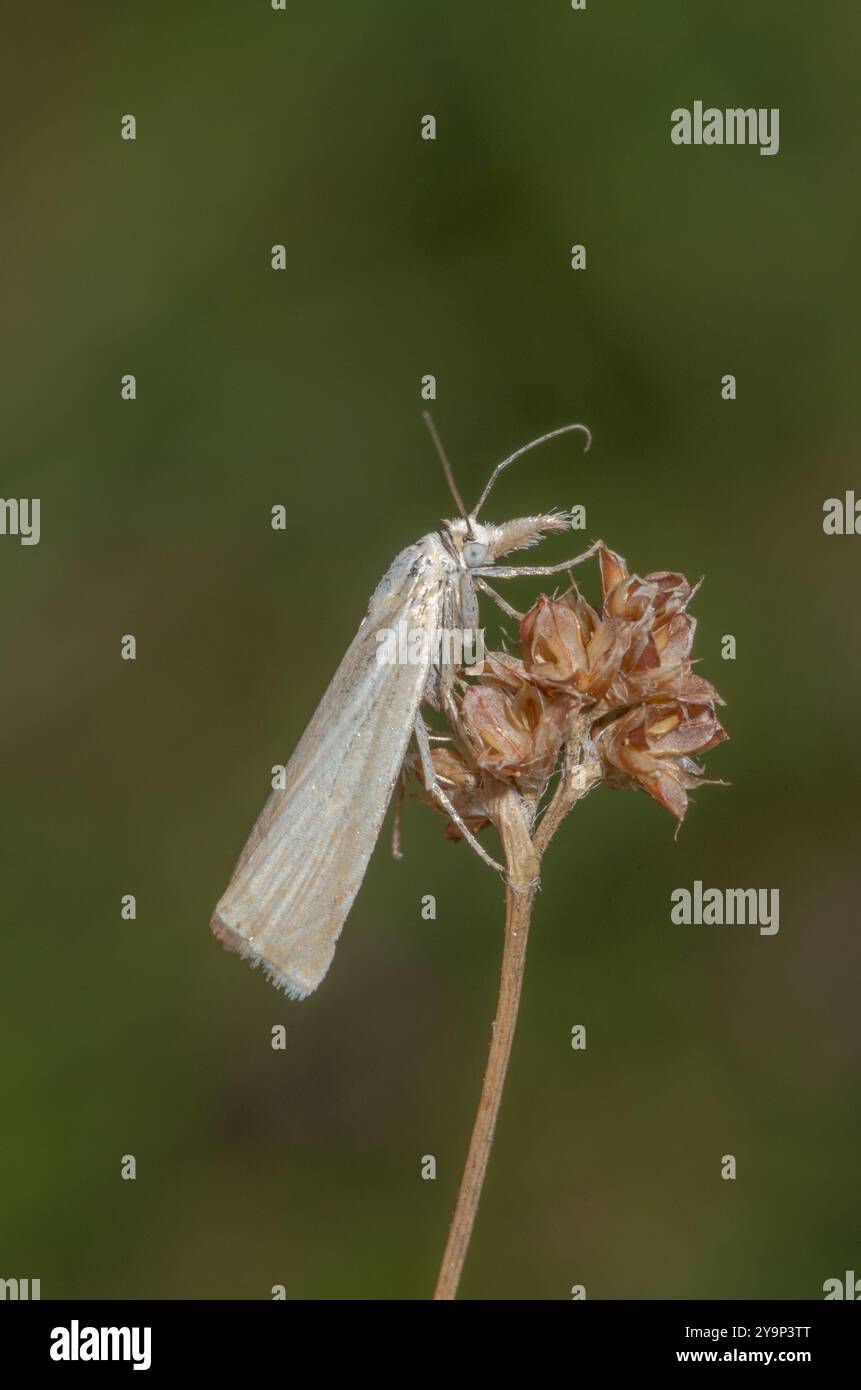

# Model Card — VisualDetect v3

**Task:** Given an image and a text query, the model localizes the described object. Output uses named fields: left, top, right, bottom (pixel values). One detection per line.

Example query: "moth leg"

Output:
left=475, top=577, right=523, bottom=621
left=413, top=713, right=505, bottom=876
left=474, top=538, right=603, bottom=579
left=391, top=766, right=406, bottom=861
left=436, top=661, right=462, bottom=735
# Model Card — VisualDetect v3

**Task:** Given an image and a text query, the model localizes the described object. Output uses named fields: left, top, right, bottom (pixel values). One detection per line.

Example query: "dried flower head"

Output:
left=417, top=541, right=727, bottom=837
left=518, top=545, right=720, bottom=716
left=596, top=699, right=728, bottom=824
left=459, top=677, right=575, bottom=792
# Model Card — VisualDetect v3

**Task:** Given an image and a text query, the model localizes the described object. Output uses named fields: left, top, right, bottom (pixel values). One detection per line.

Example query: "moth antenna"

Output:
left=472, top=422, right=592, bottom=518
left=422, top=411, right=470, bottom=526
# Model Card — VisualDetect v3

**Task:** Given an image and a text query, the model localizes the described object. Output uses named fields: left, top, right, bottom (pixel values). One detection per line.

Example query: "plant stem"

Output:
left=433, top=789, right=538, bottom=1301
left=432, top=728, right=600, bottom=1300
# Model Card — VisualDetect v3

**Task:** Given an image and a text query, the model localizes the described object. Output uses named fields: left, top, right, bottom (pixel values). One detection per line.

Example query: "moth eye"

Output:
left=463, top=542, right=488, bottom=567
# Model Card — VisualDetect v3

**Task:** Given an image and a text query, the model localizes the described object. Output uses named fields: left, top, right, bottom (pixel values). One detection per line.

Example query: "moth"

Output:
left=211, top=417, right=599, bottom=999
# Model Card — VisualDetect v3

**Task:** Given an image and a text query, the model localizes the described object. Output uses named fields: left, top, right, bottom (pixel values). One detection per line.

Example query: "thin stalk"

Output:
left=433, top=789, right=538, bottom=1301
left=433, top=729, right=598, bottom=1300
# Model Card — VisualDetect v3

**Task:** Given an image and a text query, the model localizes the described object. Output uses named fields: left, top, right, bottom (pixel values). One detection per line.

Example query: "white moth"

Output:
left=211, top=419, right=599, bottom=998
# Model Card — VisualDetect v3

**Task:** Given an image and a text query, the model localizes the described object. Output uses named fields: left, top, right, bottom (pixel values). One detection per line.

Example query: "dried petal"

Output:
left=642, top=570, right=693, bottom=627
left=520, top=594, right=590, bottom=687
left=476, top=650, right=533, bottom=692
left=599, top=544, right=629, bottom=598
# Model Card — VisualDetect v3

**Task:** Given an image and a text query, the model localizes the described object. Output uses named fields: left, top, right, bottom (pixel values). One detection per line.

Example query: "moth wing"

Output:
left=211, top=537, right=448, bottom=999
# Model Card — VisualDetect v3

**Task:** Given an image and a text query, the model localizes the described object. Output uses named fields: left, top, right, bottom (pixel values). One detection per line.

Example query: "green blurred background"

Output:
left=2, top=1, right=859, bottom=1300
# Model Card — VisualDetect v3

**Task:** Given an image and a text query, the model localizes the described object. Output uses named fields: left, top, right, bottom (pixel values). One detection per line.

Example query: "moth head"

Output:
left=445, top=517, right=493, bottom=568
